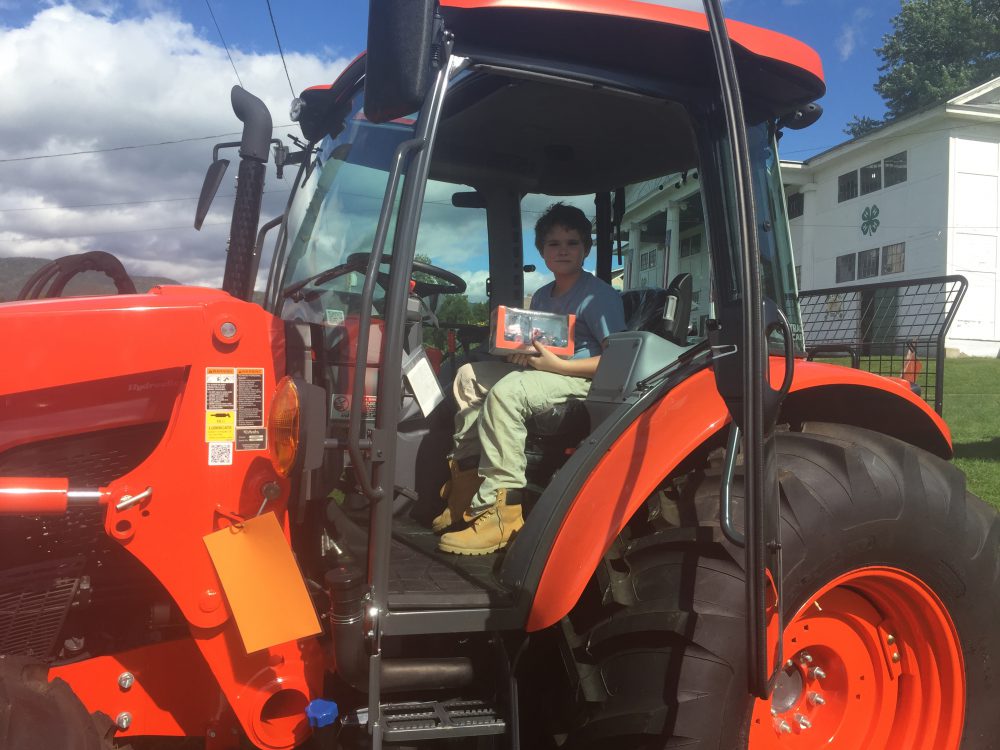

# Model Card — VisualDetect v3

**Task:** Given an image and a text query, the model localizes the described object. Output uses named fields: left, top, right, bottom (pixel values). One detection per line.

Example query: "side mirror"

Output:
left=194, top=158, right=230, bottom=230
left=364, top=0, right=442, bottom=123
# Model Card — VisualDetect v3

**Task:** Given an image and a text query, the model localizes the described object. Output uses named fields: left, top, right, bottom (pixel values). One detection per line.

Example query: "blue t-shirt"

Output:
left=531, top=271, right=626, bottom=358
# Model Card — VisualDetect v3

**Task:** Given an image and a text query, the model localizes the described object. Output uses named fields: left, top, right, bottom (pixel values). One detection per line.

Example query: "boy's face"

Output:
left=540, top=224, right=588, bottom=278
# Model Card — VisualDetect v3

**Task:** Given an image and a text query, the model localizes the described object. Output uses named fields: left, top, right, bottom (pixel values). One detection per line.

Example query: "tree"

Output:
left=846, top=0, right=1000, bottom=129
left=844, top=115, right=884, bottom=139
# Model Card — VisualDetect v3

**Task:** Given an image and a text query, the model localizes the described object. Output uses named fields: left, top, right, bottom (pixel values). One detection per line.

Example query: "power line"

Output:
left=265, top=0, right=296, bottom=98
left=4, top=221, right=230, bottom=242
left=0, top=132, right=240, bottom=163
left=0, top=126, right=296, bottom=164
left=0, top=189, right=291, bottom=214
left=204, top=0, right=244, bottom=88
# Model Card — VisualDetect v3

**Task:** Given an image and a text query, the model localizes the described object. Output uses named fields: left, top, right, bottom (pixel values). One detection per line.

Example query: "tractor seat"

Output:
left=525, top=273, right=694, bottom=441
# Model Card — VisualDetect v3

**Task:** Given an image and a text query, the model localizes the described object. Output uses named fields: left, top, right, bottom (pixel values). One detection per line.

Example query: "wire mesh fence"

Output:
left=798, top=275, right=968, bottom=415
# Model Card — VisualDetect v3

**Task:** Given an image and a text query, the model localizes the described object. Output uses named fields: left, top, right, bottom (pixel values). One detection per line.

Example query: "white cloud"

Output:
left=0, top=5, right=350, bottom=286
left=836, top=7, right=872, bottom=62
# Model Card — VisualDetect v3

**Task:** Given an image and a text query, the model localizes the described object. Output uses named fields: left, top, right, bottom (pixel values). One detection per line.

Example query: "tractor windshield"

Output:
left=275, top=87, right=416, bottom=323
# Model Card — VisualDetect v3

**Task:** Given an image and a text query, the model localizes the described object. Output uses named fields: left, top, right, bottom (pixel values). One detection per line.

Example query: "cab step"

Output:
left=347, top=698, right=507, bottom=742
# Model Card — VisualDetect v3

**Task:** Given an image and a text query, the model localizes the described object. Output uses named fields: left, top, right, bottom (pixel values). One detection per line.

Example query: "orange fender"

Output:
left=526, top=359, right=952, bottom=631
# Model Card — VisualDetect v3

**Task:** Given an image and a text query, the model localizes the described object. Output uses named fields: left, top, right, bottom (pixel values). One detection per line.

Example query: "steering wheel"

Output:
left=17, top=251, right=137, bottom=300
left=345, top=253, right=466, bottom=297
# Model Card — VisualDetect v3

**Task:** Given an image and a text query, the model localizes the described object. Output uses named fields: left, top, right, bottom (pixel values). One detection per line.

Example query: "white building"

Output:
left=620, top=77, right=1000, bottom=356
left=784, top=77, right=1000, bottom=357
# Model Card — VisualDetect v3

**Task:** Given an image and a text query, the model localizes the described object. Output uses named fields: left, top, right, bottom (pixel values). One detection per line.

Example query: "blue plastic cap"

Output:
left=306, top=699, right=340, bottom=728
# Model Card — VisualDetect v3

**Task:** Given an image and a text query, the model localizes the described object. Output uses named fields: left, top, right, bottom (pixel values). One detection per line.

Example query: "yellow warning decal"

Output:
left=206, top=411, right=236, bottom=442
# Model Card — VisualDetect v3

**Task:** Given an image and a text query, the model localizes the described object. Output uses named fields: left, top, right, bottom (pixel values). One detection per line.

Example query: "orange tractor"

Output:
left=2, top=1, right=998, bottom=748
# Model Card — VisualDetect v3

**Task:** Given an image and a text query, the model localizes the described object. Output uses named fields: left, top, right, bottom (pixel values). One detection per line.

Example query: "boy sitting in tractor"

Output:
left=435, top=203, right=626, bottom=555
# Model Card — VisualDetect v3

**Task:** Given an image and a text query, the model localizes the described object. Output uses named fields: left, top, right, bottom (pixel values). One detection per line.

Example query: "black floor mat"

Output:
left=386, top=514, right=514, bottom=610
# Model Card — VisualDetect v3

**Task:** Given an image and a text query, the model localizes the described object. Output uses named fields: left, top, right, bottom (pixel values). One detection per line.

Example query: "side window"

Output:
left=838, top=171, right=858, bottom=202
left=859, top=162, right=882, bottom=195
left=884, top=152, right=907, bottom=187
left=621, top=177, right=711, bottom=340
left=786, top=191, right=804, bottom=219
left=836, top=253, right=856, bottom=283
left=858, top=247, right=880, bottom=279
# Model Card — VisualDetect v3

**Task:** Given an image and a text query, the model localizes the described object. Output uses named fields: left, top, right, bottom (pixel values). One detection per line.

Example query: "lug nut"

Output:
left=773, top=718, right=793, bottom=734
left=115, top=712, right=132, bottom=731
left=808, top=691, right=826, bottom=706
left=810, top=666, right=827, bottom=680
left=117, top=672, right=134, bottom=690
left=798, top=651, right=813, bottom=664
left=795, top=713, right=812, bottom=730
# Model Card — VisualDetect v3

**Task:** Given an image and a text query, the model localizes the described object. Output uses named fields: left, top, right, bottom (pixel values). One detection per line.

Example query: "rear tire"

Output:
left=561, top=424, right=1000, bottom=749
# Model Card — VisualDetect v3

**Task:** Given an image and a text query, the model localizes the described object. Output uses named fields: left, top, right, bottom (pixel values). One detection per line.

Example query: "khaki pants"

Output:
left=451, top=361, right=591, bottom=511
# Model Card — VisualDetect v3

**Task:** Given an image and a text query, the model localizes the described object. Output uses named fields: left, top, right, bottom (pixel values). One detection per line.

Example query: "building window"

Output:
left=838, top=171, right=858, bottom=202
left=857, top=247, right=880, bottom=279
left=860, top=161, right=882, bottom=195
left=836, top=253, right=856, bottom=283
left=884, top=151, right=907, bottom=187
left=787, top=192, right=804, bottom=219
left=638, top=248, right=657, bottom=271
left=679, top=233, right=702, bottom=258
left=882, top=242, right=905, bottom=274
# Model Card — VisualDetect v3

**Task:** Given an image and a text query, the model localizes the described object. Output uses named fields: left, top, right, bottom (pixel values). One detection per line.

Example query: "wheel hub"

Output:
left=749, top=566, right=964, bottom=749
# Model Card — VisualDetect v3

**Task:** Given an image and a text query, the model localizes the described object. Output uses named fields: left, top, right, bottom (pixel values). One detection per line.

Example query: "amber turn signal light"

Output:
left=269, top=376, right=301, bottom=477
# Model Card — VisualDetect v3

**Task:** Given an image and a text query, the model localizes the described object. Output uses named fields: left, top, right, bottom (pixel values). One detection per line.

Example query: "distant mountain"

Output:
left=0, top=256, right=180, bottom=302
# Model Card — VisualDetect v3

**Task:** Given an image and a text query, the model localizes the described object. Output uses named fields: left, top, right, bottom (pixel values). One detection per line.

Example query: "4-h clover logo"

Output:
left=861, top=204, right=880, bottom=236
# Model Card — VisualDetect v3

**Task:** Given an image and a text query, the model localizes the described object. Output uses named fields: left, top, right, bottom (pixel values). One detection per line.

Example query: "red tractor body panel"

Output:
left=0, top=287, right=324, bottom=749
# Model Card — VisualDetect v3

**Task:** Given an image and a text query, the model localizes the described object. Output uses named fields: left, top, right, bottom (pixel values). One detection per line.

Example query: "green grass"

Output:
left=942, top=358, right=1000, bottom=509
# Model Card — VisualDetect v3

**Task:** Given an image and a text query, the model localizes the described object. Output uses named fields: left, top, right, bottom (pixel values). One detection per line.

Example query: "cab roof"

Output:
left=439, top=0, right=824, bottom=110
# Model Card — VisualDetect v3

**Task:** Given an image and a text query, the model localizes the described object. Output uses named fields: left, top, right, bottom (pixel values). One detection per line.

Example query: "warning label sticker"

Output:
left=206, top=368, right=236, bottom=410
left=236, top=369, right=264, bottom=427
left=206, top=411, right=236, bottom=442
left=330, top=393, right=376, bottom=421
left=205, top=367, right=267, bottom=457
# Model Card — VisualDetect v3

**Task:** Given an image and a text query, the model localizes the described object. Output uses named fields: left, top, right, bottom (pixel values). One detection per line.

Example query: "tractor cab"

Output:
left=260, top=0, right=821, bottom=708
left=8, top=2, right=999, bottom=749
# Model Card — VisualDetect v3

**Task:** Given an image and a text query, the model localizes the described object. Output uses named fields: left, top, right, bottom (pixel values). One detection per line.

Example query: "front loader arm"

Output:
left=0, top=287, right=323, bottom=749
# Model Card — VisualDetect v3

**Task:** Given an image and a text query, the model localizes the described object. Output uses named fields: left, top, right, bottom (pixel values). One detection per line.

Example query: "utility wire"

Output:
left=4, top=221, right=230, bottom=242
left=0, top=126, right=296, bottom=164
left=265, top=0, right=296, bottom=98
left=205, top=0, right=244, bottom=88
left=0, top=189, right=291, bottom=214
left=0, top=132, right=240, bottom=163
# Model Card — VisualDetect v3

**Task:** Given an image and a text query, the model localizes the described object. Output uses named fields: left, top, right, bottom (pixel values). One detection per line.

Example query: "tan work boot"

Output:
left=432, top=459, right=483, bottom=533
left=437, top=489, right=524, bottom=555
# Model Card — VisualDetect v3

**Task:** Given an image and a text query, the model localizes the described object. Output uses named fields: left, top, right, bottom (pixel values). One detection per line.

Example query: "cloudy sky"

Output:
left=0, top=0, right=901, bottom=296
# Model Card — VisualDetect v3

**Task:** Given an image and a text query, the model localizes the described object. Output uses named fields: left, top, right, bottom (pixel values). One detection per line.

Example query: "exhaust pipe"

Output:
left=222, top=86, right=273, bottom=301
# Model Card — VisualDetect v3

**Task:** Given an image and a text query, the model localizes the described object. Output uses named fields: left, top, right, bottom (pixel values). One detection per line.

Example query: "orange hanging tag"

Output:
left=204, top=512, right=321, bottom=653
